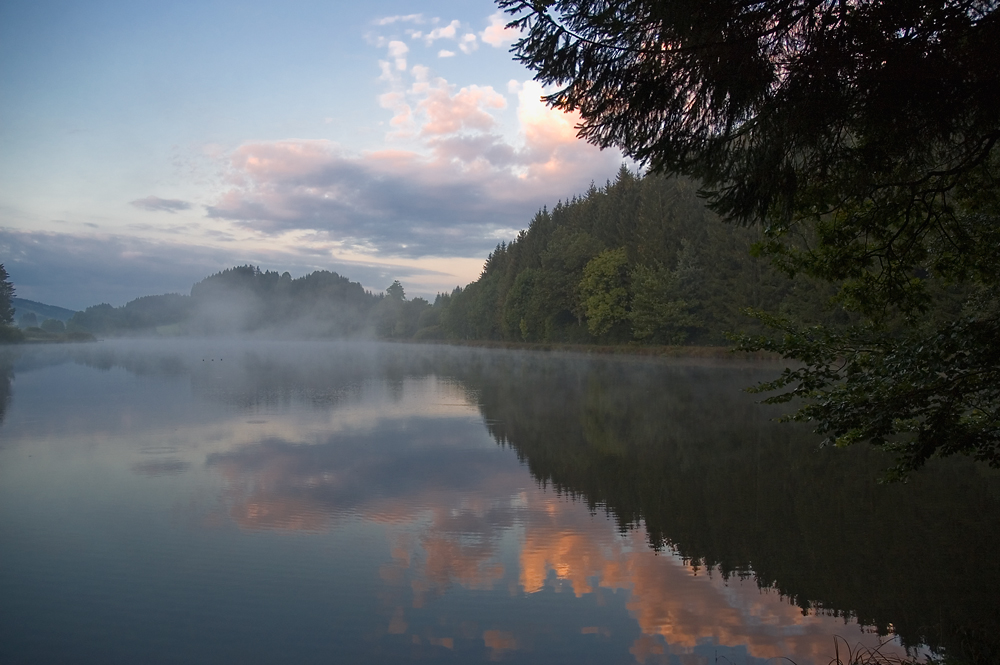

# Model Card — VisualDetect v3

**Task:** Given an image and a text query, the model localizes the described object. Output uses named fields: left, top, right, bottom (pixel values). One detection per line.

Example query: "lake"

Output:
left=1, top=340, right=997, bottom=664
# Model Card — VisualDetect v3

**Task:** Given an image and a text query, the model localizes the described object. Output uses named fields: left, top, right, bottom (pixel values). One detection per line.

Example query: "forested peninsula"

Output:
left=54, top=169, right=852, bottom=345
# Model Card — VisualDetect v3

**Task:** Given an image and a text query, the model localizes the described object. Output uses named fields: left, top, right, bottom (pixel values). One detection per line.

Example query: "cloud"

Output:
left=404, top=19, right=477, bottom=54
left=424, top=134, right=518, bottom=168
left=206, top=141, right=515, bottom=256
left=417, top=81, right=506, bottom=136
left=0, top=228, right=227, bottom=308
left=481, top=12, right=519, bottom=48
left=423, top=20, right=460, bottom=44
left=374, top=14, right=424, bottom=26
left=0, top=227, right=455, bottom=309
left=514, top=80, right=597, bottom=170
left=387, top=40, right=408, bottom=71
left=458, top=33, right=478, bottom=54
left=205, top=119, right=620, bottom=259
left=196, top=396, right=914, bottom=665
left=130, top=195, right=193, bottom=213
left=378, top=90, right=414, bottom=132
left=199, top=69, right=624, bottom=259
left=0, top=13, right=621, bottom=309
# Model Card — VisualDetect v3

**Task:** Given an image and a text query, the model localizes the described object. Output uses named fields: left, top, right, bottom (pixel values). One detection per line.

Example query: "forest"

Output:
left=55, top=169, right=851, bottom=346
left=428, top=168, right=852, bottom=345
left=63, top=266, right=437, bottom=340
left=495, top=0, right=999, bottom=480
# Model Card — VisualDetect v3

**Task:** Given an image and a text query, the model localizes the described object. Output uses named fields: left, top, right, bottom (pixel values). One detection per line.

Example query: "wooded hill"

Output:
left=66, top=168, right=853, bottom=343
left=68, top=267, right=397, bottom=338
left=428, top=167, right=849, bottom=345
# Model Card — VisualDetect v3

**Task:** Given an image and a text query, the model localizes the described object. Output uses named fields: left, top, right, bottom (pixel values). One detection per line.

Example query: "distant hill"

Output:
left=58, top=171, right=853, bottom=344
left=67, top=266, right=419, bottom=338
left=12, top=298, right=77, bottom=325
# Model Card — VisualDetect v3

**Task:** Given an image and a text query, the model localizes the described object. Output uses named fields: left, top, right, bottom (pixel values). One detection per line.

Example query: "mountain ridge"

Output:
left=12, top=298, right=77, bottom=324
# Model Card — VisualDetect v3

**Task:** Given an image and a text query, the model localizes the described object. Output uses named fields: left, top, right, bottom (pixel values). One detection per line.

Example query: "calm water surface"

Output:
left=0, top=340, right=997, bottom=665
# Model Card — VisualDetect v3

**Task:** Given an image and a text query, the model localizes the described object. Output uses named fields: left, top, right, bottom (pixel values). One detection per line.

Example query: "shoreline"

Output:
left=1, top=333, right=783, bottom=361
left=406, top=337, right=783, bottom=360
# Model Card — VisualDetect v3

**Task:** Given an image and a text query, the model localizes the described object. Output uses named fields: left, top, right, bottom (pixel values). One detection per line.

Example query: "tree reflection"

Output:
left=10, top=341, right=996, bottom=662
left=0, top=350, right=12, bottom=426
left=455, top=354, right=1000, bottom=664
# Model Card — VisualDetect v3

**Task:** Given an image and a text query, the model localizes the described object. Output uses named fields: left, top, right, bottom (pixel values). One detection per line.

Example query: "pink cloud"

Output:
left=517, top=81, right=581, bottom=154
left=481, top=12, right=519, bottom=48
left=229, top=139, right=335, bottom=180
left=205, top=75, right=622, bottom=257
left=417, top=81, right=506, bottom=136
left=378, top=91, right=414, bottom=131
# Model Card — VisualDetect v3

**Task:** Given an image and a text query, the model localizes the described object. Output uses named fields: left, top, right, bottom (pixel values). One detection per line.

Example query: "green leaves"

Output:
left=385, top=280, right=406, bottom=301
left=629, top=260, right=700, bottom=344
left=580, top=248, right=630, bottom=335
left=737, top=310, right=1000, bottom=479
left=500, top=0, right=1000, bottom=476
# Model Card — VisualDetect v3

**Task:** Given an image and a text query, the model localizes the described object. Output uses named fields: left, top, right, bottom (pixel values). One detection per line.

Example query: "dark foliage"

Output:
left=740, top=308, right=1000, bottom=479
left=39, top=319, right=65, bottom=334
left=500, top=0, right=999, bottom=307
left=69, top=296, right=194, bottom=335
left=453, top=352, right=1000, bottom=663
left=432, top=169, right=850, bottom=345
left=499, top=0, right=1000, bottom=474
left=0, top=264, right=15, bottom=325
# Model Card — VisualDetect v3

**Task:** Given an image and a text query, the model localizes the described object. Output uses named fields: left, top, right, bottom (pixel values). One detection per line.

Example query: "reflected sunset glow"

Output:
left=209, top=404, right=912, bottom=664
left=3, top=341, right=983, bottom=664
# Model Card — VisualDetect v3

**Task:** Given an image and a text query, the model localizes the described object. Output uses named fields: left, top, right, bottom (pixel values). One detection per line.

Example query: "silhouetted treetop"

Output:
left=0, top=264, right=15, bottom=325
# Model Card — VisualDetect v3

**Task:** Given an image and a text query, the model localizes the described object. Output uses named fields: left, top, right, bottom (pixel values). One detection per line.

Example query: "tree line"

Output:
left=63, top=265, right=441, bottom=339
left=494, top=0, right=999, bottom=480
left=52, top=170, right=851, bottom=345
left=425, top=168, right=850, bottom=345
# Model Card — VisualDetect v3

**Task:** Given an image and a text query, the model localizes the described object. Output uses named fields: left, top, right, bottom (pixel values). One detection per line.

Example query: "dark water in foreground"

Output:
left=0, top=340, right=997, bottom=665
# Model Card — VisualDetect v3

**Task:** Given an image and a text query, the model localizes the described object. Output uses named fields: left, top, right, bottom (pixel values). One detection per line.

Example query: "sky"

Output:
left=0, top=0, right=624, bottom=310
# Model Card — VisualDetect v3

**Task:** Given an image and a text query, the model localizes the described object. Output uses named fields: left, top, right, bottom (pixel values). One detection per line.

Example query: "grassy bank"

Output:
left=2, top=326, right=97, bottom=344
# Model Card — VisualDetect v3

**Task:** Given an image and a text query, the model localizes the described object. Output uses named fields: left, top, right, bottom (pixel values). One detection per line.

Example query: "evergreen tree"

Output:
left=498, top=0, right=1000, bottom=475
left=0, top=264, right=14, bottom=325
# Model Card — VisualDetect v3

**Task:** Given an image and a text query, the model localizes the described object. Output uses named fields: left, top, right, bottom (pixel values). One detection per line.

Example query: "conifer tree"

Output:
left=0, top=264, right=15, bottom=325
left=497, top=0, right=1000, bottom=475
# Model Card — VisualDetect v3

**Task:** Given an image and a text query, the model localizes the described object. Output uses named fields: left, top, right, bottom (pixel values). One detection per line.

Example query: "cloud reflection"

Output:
left=206, top=408, right=910, bottom=665
left=6, top=341, right=925, bottom=664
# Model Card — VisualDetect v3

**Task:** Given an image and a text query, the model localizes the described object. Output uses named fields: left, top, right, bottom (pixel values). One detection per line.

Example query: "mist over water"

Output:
left=65, top=267, right=405, bottom=340
left=0, top=340, right=996, bottom=664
